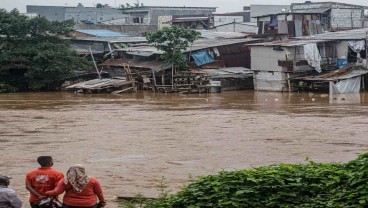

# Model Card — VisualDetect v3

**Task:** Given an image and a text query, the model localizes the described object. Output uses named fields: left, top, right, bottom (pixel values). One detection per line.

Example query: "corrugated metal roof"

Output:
left=70, top=37, right=148, bottom=43
left=252, top=8, right=330, bottom=18
left=200, top=67, right=253, bottom=78
left=247, top=39, right=329, bottom=47
left=293, top=69, right=368, bottom=81
left=118, top=38, right=259, bottom=56
left=295, top=28, right=368, bottom=40
left=76, top=30, right=131, bottom=37
left=98, top=59, right=169, bottom=72
left=198, top=30, right=250, bottom=39
left=171, top=17, right=210, bottom=22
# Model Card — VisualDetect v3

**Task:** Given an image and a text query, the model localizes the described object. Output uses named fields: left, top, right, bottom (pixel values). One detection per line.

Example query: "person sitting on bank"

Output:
left=46, top=164, right=106, bottom=208
left=0, top=175, right=23, bottom=208
left=25, top=156, right=64, bottom=208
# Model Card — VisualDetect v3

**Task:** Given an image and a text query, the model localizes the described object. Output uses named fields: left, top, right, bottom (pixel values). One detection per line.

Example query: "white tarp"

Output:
left=304, top=43, right=322, bottom=73
left=348, top=40, right=365, bottom=52
left=329, top=76, right=361, bottom=94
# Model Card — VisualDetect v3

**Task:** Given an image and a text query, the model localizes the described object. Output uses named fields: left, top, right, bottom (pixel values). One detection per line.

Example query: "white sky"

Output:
left=1, top=0, right=368, bottom=13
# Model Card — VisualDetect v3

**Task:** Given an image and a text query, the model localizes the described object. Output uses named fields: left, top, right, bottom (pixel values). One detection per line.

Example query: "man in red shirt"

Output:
left=25, top=156, right=64, bottom=208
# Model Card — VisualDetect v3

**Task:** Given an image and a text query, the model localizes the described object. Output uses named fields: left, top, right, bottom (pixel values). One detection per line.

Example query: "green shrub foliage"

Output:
left=146, top=153, right=368, bottom=208
left=0, top=9, right=91, bottom=92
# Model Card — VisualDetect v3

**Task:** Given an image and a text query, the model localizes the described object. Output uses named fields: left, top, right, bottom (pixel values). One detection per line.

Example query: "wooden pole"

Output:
left=362, top=75, right=365, bottom=91
left=171, top=64, right=174, bottom=91
left=152, top=69, right=157, bottom=92
left=89, top=46, right=101, bottom=80
left=287, top=73, right=291, bottom=93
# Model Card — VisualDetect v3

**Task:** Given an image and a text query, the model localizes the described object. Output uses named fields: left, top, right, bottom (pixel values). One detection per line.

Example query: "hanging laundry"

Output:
left=269, top=15, right=278, bottom=27
left=304, top=43, right=322, bottom=73
left=315, top=20, right=324, bottom=34
left=257, top=21, right=263, bottom=34
left=287, top=21, right=295, bottom=37
left=302, top=20, right=310, bottom=36
left=348, top=40, right=365, bottom=52
left=212, top=47, right=220, bottom=57
left=278, top=20, right=288, bottom=34
left=309, top=20, right=318, bottom=35
left=295, top=20, right=302, bottom=37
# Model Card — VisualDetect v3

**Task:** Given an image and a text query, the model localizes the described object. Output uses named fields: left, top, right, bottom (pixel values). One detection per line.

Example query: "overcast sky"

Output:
left=2, top=0, right=368, bottom=13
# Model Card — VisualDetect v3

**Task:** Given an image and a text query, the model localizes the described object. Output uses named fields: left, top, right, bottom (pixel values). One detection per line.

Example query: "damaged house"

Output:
left=249, top=28, right=368, bottom=93
left=109, top=36, right=259, bottom=92
left=254, top=1, right=368, bottom=39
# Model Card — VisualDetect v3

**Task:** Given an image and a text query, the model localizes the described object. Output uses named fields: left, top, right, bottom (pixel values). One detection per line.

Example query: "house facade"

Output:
left=122, top=6, right=216, bottom=25
left=27, top=4, right=127, bottom=24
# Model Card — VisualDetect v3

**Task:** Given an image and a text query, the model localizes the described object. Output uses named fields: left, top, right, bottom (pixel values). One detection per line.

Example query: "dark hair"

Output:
left=37, top=156, right=53, bottom=167
left=0, top=176, right=10, bottom=187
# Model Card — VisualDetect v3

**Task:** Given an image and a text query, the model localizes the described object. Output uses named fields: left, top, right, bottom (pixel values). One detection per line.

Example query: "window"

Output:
left=133, top=17, right=140, bottom=23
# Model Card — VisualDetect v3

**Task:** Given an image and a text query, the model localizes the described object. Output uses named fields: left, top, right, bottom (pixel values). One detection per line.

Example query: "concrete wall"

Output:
left=253, top=71, right=288, bottom=91
left=65, top=7, right=126, bottom=24
left=250, top=5, right=290, bottom=22
left=158, top=16, right=172, bottom=30
left=27, top=5, right=126, bottom=23
left=330, top=9, right=363, bottom=29
left=251, top=46, right=289, bottom=72
left=75, top=24, right=157, bottom=36
left=292, top=2, right=364, bottom=10
left=149, top=8, right=215, bottom=25
left=27, top=6, right=66, bottom=22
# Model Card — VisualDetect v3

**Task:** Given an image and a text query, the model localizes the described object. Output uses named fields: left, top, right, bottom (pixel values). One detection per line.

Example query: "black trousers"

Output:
left=63, top=204, right=98, bottom=208
left=30, top=203, right=41, bottom=208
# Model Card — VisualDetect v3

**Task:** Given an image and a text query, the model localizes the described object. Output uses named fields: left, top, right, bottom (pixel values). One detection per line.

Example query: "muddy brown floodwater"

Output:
left=0, top=91, right=368, bottom=207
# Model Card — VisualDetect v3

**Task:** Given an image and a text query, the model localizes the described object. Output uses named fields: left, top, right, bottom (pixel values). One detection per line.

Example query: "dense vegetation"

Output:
left=143, top=153, right=368, bottom=208
left=0, top=9, right=91, bottom=92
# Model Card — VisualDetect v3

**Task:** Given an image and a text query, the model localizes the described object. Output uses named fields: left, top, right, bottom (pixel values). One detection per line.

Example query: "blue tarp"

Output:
left=191, top=51, right=215, bottom=66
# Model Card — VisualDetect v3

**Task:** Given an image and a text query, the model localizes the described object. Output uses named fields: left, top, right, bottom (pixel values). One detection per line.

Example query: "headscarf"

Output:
left=66, top=164, right=90, bottom=193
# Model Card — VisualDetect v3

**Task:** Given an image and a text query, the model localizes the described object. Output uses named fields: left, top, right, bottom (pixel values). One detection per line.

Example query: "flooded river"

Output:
left=1, top=91, right=368, bottom=207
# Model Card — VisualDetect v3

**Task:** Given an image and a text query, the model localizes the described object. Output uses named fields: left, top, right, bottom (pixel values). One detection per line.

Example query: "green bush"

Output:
left=146, top=153, right=368, bottom=208
left=0, top=83, right=18, bottom=93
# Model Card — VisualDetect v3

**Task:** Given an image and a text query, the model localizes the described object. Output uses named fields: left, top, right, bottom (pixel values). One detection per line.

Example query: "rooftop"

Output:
left=70, top=36, right=148, bottom=43
left=75, top=30, right=131, bottom=37
left=118, top=38, right=259, bottom=56
left=296, top=28, right=368, bottom=40
left=247, top=39, right=330, bottom=47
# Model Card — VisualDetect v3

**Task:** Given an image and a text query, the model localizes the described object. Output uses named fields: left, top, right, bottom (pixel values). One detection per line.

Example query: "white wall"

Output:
left=251, top=46, right=289, bottom=72
left=213, top=23, right=257, bottom=33
left=331, top=9, right=363, bottom=29
left=250, top=4, right=290, bottom=22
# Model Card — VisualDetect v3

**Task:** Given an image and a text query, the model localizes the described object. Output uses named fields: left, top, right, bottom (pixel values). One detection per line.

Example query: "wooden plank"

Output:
left=111, top=87, right=134, bottom=94
left=278, top=60, right=294, bottom=68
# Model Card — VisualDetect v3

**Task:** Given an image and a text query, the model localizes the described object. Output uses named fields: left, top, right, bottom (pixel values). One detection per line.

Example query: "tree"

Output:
left=146, top=26, right=200, bottom=88
left=96, top=3, right=103, bottom=8
left=0, top=9, right=92, bottom=92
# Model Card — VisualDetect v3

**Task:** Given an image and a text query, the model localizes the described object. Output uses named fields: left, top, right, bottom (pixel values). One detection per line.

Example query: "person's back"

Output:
left=56, top=176, right=104, bottom=207
left=25, top=156, right=64, bottom=208
left=46, top=164, right=106, bottom=208
left=0, top=175, right=22, bottom=208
